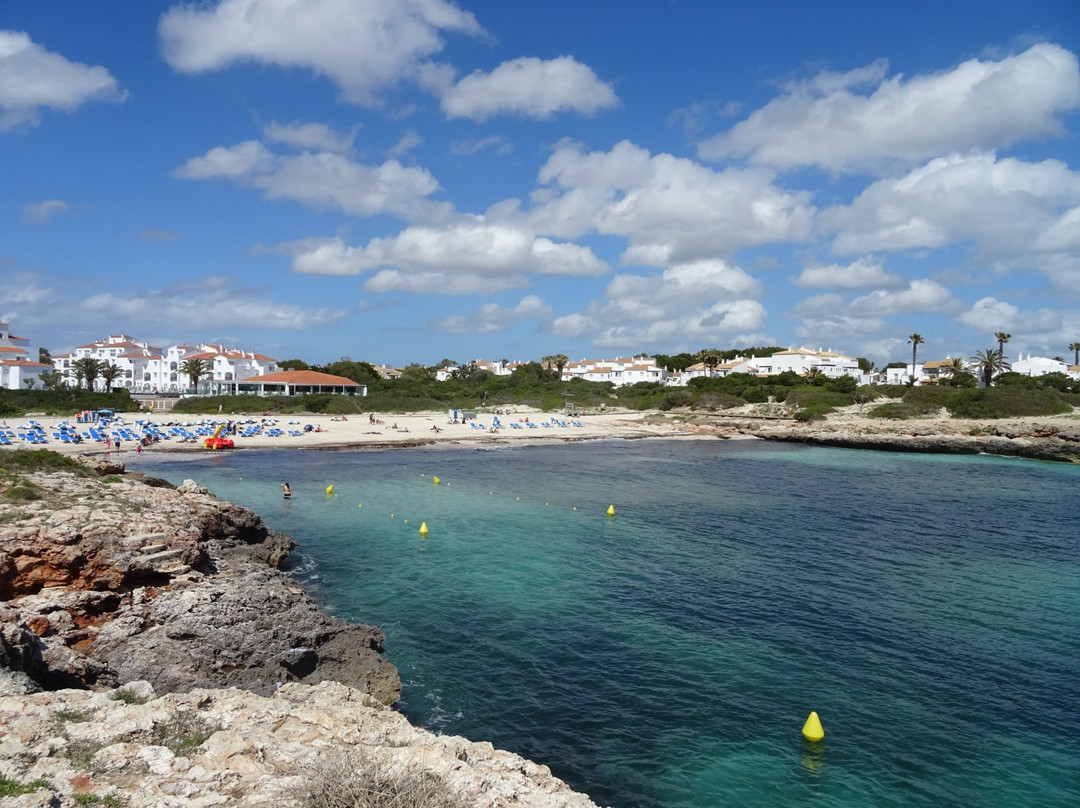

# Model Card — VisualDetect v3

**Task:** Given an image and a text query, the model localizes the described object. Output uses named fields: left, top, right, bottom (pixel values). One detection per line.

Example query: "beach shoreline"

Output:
left=4, top=404, right=1080, bottom=462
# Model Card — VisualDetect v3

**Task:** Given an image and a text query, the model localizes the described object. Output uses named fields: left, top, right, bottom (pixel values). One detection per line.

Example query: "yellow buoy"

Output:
left=325, top=484, right=333, bottom=495
left=802, top=711, right=824, bottom=741
left=419, top=522, right=429, bottom=536
left=607, top=504, right=615, bottom=516
left=433, top=476, right=440, bottom=485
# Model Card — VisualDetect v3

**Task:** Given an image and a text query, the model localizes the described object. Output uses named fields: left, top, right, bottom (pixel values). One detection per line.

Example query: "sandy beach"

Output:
left=0, top=407, right=706, bottom=457
left=3, top=403, right=1079, bottom=461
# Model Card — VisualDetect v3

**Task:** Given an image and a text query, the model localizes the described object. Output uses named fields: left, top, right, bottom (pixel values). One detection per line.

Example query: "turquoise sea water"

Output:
left=136, top=439, right=1080, bottom=808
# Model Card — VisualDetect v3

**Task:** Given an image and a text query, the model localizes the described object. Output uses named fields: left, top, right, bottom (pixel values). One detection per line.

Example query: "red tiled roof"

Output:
left=242, top=370, right=359, bottom=386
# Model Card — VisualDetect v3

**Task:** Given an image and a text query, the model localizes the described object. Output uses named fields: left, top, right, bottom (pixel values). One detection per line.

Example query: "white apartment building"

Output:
left=0, top=320, right=52, bottom=390
left=672, top=347, right=868, bottom=386
left=561, top=356, right=667, bottom=386
left=53, top=334, right=278, bottom=393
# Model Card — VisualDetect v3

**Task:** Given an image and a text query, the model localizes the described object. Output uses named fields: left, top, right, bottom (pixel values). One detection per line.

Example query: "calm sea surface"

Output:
left=136, top=439, right=1080, bottom=808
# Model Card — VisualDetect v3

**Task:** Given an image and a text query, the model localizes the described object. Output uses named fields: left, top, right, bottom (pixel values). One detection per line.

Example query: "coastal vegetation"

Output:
left=2, top=350, right=1078, bottom=424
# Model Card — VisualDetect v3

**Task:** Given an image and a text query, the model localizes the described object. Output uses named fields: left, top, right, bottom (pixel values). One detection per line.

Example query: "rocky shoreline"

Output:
left=0, top=458, right=601, bottom=807
left=694, top=412, right=1080, bottom=463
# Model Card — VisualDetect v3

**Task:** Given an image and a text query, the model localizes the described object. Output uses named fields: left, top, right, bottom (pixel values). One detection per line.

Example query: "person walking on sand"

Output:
left=282, top=482, right=292, bottom=499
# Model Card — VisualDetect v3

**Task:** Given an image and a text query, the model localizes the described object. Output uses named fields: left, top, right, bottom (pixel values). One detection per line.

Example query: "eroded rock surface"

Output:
left=0, top=467, right=400, bottom=704
left=0, top=680, right=601, bottom=808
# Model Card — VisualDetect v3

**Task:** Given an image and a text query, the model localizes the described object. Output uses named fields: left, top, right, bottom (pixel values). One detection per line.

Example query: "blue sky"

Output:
left=3, top=1, right=1080, bottom=368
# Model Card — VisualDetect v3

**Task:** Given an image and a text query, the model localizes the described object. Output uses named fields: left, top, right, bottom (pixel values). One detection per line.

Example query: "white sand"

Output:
left=1, top=407, right=704, bottom=458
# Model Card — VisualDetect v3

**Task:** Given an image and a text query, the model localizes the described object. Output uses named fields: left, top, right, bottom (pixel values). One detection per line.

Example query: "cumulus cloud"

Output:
left=262, top=120, right=357, bottom=153
left=430, top=294, right=552, bottom=333
left=173, top=140, right=444, bottom=219
left=700, top=43, right=1080, bottom=173
left=549, top=259, right=767, bottom=349
left=821, top=152, right=1080, bottom=259
left=954, top=296, right=1021, bottom=332
left=524, top=139, right=813, bottom=263
left=276, top=223, right=607, bottom=293
left=848, top=279, right=961, bottom=316
left=20, top=199, right=69, bottom=223
left=159, top=0, right=483, bottom=106
left=0, top=30, right=126, bottom=131
left=1, top=269, right=346, bottom=340
left=436, top=55, right=618, bottom=120
left=793, top=256, right=907, bottom=289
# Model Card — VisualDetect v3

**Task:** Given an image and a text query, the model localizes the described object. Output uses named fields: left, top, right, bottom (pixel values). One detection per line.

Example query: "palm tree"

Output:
left=71, top=357, right=104, bottom=391
left=994, top=331, right=1011, bottom=358
left=181, top=358, right=212, bottom=393
left=907, top=334, right=924, bottom=385
left=99, top=363, right=124, bottom=393
left=971, top=347, right=1011, bottom=387
left=698, top=349, right=721, bottom=378
left=1068, top=342, right=1080, bottom=365
left=551, top=353, right=569, bottom=379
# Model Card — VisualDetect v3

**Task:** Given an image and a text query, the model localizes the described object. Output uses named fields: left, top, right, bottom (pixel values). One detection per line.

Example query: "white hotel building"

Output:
left=53, top=334, right=279, bottom=393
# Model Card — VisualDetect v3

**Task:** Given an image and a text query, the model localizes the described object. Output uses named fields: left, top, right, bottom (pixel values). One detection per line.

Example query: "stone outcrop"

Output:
left=0, top=680, right=601, bottom=807
left=694, top=415, right=1080, bottom=463
left=0, top=466, right=400, bottom=703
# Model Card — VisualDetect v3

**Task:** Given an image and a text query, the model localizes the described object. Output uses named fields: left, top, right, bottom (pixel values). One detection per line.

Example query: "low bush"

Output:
left=294, top=748, right=469, bottom=808
left=946, top=387, right=1073, bottom=419
left=867, top=402, right=918, bottom=419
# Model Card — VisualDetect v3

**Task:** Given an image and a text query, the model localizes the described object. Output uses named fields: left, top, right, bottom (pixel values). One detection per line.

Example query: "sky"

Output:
left=3, top=1, right=1080, bottom=368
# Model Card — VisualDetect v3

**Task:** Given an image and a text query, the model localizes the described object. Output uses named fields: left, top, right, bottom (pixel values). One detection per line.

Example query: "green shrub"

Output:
left=658, top=390, right=694, bottom=411
left=794, top=405, right=831, bottom=422
left=3, top=484, right=43, bottom=501
left=946, top=387, right=1073, bottom=419
left=902, top=385, right=961, bottom=412
left=867, top=402, right=918, bottom=419
left=695, top=392, right=745, bottom=411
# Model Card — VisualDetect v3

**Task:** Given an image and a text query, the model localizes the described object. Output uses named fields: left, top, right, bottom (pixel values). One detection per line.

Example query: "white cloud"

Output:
left=821, top=152, right=1080, bottom=259
left=954, top=296, right=1020, bottom=331
left=524, top=139, right=813, bottom=263
left=449, top=135, right=512, bottom=156
left=365, top=269, right=526, bottom=295
left=848, top=279, right=960, bottom=316
left=430, top=294, right=553, bottom=333
left=793, top=256, right=907, bottom=289
left=262, top=120, right=356, bottom=153
left=0, top=30, right=125, bottom=131
left=173, top=141, right=444, bottom=219
left=437, top=55, right=618, bottom=121
left=1, top=269, right=346, bottom=338
left=700, top=43, right=1080, bottom=173
left=549, top=259, right=767, bottom=349
left=159, top=0, right=483, bottom=106
left=278, top=224, right=608, bottom=285
left=20, top=199, right=69, bottom=223
left=385, top=128, right=423, bottom=159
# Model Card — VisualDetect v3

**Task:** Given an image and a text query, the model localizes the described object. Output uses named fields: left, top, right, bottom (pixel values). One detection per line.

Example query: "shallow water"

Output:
left=138, top=439, right=1080, bottom=808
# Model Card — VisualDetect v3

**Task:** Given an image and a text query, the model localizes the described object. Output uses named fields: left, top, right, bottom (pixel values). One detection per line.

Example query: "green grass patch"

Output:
left=0, top=775, right=51, bottom=797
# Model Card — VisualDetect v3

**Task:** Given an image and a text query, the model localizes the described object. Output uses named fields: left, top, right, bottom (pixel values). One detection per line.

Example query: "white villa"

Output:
left=0, top=320, right=53, bottom=390
left=560, top=356, right=667, bottom=386
left=672, top=347, right=869, bottom=386
left=1012, top=354, right=1078, bottom=378
left=52, top=334, right=279, bottom=393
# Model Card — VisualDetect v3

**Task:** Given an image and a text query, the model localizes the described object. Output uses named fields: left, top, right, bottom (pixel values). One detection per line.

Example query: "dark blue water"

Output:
left=135, top=439, right=1080, bottom=808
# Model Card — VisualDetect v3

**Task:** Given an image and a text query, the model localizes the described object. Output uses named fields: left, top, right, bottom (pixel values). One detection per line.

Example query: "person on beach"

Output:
left=282, top=482, right=292, bottom=499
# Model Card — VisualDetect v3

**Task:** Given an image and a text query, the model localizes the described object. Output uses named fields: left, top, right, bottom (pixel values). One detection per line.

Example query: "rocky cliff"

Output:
left=0, top=680, right=599, bottom=807
left=0, top=464, right=399, bottom=703
left=0, top=459, right=603, bottom=807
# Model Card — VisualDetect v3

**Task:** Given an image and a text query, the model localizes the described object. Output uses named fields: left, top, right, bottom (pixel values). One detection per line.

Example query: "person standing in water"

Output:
left=282, top=482, right=292, bottom=499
